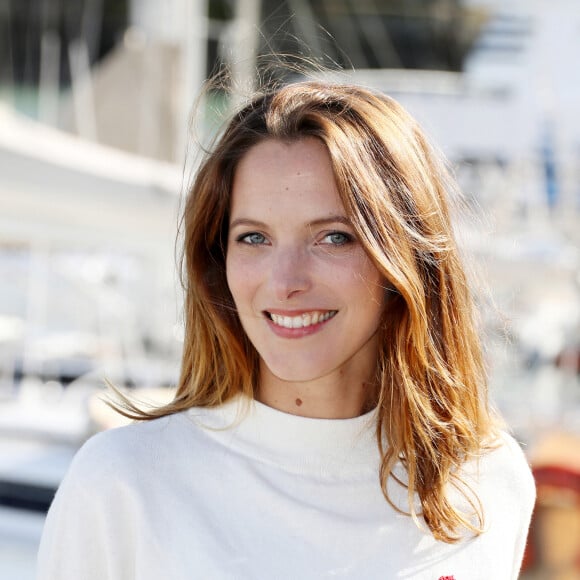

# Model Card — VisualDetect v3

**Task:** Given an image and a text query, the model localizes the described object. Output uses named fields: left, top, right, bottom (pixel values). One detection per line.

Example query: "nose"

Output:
left=269, top=245, right=312, bottom=302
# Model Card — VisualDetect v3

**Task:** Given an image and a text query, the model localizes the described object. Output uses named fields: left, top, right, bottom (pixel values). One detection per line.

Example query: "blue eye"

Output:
left=322, top=232, right=352, bottom=246
left=238, top=232, right=267, bottom=245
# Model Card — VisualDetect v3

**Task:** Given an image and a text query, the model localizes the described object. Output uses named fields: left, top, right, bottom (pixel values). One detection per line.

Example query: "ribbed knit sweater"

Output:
left=37, top=396, right=535, bottom=579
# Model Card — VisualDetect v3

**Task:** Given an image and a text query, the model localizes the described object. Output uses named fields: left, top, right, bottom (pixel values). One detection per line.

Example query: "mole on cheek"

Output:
left=295, top=398, right=303, bottom=407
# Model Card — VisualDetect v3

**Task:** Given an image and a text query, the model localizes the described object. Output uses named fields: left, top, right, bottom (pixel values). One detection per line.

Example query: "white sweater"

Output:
left=37, top=396, right=535, bottom=579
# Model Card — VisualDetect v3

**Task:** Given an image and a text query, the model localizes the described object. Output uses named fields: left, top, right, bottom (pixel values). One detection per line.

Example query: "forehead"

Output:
left=230, top=137, right=345, bottom=219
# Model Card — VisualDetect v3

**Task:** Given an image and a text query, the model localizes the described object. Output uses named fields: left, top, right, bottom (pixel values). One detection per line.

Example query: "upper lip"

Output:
left=263, top=308, right=337, bottom=318
left=264, top=308, right=336, bottom=316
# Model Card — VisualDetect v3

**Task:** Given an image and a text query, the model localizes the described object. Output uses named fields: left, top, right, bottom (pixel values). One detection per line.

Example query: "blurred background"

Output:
left=0, top=0, right=579, bottom=578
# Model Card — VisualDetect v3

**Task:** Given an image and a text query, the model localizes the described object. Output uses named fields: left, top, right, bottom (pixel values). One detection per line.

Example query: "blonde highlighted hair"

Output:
left=118, top=81, right=499, bottom=543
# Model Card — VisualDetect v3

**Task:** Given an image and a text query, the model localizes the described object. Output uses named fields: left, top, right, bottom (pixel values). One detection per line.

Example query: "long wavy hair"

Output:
left=117, top=81, right=500, bottom=543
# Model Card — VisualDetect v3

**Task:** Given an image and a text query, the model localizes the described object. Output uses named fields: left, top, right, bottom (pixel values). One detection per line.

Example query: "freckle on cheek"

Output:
left=295, top=398, right=303, bottom=407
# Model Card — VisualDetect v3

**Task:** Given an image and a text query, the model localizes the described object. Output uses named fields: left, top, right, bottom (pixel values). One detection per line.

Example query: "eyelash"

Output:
left=321, top=231, right=353, bottom=246
left=234, top=230, right=354, bottom=246
left=236, top=232, right=267, bottom=245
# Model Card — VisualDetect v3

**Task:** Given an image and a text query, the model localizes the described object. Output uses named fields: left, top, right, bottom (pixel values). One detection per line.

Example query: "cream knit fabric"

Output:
left=37, top=396, right=535, bottom=579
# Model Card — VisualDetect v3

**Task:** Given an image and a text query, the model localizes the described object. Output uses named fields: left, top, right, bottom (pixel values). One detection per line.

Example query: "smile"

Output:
left=266, top=310, right=338, bottom=329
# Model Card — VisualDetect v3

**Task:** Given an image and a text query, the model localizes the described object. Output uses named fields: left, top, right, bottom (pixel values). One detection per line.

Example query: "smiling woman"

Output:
left=37, top=82, right=535, bottom=579
left=226, top=137, right=384, bottom=417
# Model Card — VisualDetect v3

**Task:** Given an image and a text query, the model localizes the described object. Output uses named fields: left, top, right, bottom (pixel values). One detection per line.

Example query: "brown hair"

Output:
left=117, top=81, right=499, bottom=543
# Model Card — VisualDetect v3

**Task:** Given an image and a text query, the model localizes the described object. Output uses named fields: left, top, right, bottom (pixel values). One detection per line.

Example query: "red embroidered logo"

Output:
left=438, top=577, right=455, bottom=580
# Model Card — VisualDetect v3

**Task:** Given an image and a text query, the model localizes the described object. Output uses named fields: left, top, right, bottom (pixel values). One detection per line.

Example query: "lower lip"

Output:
left=265, top=315, right=335, bottom=338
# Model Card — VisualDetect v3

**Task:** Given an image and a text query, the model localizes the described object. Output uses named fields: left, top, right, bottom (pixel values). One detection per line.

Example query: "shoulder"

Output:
left=39, top=412, right=212, bottom=579
left=64, top=409, right=215, bottom=489
left=482, top=432, right=535, bottom=488
left=75, top=413, right=177, bottom=464
left=473, top=431, right=536, bottom=518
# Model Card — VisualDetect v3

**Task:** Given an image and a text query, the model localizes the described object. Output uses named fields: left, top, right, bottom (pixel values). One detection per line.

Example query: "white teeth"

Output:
left=269, top=311, right=337, bottom=329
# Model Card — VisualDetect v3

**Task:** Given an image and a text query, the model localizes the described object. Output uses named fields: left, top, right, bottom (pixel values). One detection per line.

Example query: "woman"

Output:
left=37, top=81, right=535, bottom=579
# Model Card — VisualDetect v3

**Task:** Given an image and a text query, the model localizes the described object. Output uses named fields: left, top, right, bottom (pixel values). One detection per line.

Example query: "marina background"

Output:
left=1, top=0, right=579, bottom=578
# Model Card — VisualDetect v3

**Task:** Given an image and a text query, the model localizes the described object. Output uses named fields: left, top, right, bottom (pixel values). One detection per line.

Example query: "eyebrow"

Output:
left=229, top=215, right=352, bottom=229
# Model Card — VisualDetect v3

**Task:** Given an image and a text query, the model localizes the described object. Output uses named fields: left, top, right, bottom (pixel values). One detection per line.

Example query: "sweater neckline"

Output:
left=187, top=395, right=380, bottom=476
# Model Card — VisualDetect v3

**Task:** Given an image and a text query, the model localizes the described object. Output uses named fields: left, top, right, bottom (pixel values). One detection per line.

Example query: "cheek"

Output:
left=350, top=254, right=385, bottom=298
left=356, top=270, right=387, bottom=324
left=225, top=254, right=255, bottom=308
left=225, top=259, right=241, bottom=304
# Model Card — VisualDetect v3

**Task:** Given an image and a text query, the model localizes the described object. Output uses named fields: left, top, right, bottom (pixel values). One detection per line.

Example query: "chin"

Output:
left=262, top=359, right=330, bottom=384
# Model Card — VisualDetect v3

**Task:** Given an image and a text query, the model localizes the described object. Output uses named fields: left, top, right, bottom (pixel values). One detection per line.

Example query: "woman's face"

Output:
left=226, top=137, right=385, bottom=403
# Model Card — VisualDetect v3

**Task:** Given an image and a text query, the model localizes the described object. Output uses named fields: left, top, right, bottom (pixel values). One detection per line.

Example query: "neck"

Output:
left=257, top=363, right=378, bottom=419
